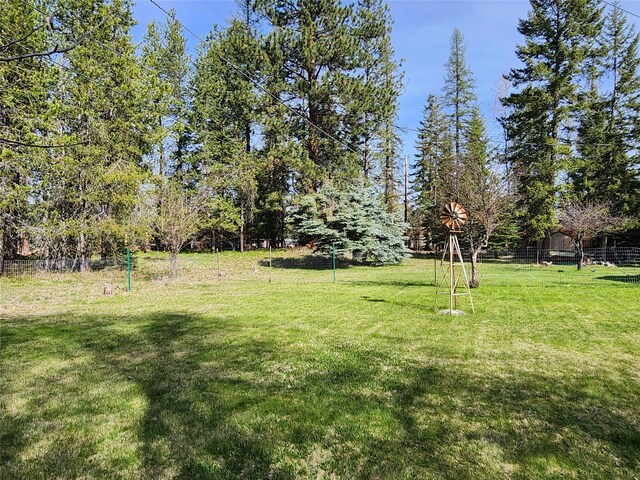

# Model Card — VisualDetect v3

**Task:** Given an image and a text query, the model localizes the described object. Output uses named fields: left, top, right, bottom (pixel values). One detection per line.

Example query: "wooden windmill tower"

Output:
left=435, top=202, right=475, bottom=315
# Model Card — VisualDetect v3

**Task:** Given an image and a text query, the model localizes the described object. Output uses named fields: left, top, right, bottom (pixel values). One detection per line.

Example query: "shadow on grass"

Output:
left=410, top=252, right=436, bottom=260
left=259, top=256, right=350, bottom=270
left=596, top=274, right=640, bottom=284
left=1, top=311, right=639, bottom=478
left=350, top=280, right=435, bottom=288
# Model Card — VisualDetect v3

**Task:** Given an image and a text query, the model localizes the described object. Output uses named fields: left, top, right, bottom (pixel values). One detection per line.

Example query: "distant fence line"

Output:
left=428, top=247, right=640, bottom=267
left=1, top=247, right=639, bottom=278
left=475, top=247, right=640, bottom=267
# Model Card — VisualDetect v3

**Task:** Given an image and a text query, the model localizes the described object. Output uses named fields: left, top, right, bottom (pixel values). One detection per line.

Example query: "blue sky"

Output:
left=131, top=0, right=640, bottom=161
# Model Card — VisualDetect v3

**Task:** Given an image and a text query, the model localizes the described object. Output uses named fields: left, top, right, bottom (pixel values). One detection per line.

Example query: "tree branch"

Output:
left=0, top=23, right=46, bottom=51
left=0, top=11, right=109, bottom=62
left=0, top=137, right=87, bottom=149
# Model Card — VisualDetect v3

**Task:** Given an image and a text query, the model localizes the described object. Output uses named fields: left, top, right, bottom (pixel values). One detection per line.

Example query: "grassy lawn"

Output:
left=1, top=251, right=639, bottom=479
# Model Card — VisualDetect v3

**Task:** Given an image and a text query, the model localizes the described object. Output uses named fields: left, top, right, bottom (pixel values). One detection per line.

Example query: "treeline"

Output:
left=412, top=0, right=640, bottom=262
left=1, top=0, right=640, bottom=271
left=1, top=0, right=404, bottom=267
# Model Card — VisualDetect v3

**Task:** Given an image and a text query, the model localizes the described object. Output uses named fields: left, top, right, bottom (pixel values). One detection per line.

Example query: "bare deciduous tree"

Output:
left=459, top=164, right=512, bottom=287
left=156, top=183, right=201, bottom=278
left=559, top=201, right=626, bottom=270
left=126, top=184, right=158, bottom=252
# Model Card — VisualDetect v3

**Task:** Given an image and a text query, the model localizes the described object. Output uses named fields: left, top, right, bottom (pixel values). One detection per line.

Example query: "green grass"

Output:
left=1, top=251, right=639, bottom=479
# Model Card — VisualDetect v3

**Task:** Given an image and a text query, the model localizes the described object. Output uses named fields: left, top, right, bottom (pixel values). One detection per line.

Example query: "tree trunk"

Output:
left=0, top=225, right=4, bottom=276
left=240, top=206, right=245, bottom=253
left=245, top=122, right=251, bottom=154
left=470, top=248, right=480, bottom=288
left=78, top=232, right=89, bottom=273
left=363, top=142, right=369, bottom=178
left=170, top=251, right=178, bottom=278
left=576, top=238, right=584, bottom=270
left=159, top=117, right=165, bottom=177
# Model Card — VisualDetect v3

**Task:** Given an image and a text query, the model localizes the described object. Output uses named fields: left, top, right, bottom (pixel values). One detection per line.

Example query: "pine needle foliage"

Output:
left=289, top=183, right=409, bottom=265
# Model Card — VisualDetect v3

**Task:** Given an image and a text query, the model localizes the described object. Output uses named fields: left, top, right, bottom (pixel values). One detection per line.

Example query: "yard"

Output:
left=1, top=252, right=639, bottom=479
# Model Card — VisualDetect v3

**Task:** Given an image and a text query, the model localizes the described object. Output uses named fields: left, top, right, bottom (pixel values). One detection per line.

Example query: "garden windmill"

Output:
left=435, top=202, right=475, bottom=315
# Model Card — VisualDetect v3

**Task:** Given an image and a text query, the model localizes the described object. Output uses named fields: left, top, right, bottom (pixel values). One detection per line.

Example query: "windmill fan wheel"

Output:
left=441, top=202, right=467, bottom=231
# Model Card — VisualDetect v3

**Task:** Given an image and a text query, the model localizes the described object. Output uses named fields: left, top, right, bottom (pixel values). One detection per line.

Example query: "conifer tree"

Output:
left=192, top=20, right=262, bottom=251
left=442, top=28, right=476, bottom=161
left=0, top=0, right=56, bottom=265
left=289, top=183, right=409, bottom=265
left=573, top=1, right=640, bottom=225
left=502, top=0, right=603, bottom=242
left=44, top=0, right=150, bottom=268
left=412, top=94, right=454, bottom=248
left=345, top=0, right=403, bottom=192
left=257, top=0, right=358, bottom=190
left=255, top=31, right=297, bottom=245
left=141, top=12, right=191, bottom=178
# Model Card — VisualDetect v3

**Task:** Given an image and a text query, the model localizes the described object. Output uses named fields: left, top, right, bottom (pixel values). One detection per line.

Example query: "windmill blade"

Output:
left=441, top=202, right=468, bottom=230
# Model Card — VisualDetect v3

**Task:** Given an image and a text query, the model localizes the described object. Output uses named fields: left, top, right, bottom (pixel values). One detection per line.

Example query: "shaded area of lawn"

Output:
left=597, top=274, right=640, bottom=284
left=260, top=256, right=349, bottom=270
left=1, top=308, right=638, bottom=479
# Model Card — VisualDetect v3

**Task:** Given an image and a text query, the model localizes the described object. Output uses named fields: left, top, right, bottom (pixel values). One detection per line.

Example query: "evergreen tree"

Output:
left=257, top=0, right=358, bottom=190
left=572, top=70, right=609, bottom=202
left=289, top=183, right=409, bottom=265
left=442, top=28, right=476, bottom=161
left=412, top=94, right=454, bottom=249
left=255, top=34, right=298, bottom=245
left=502, top=0, right=603, bottom=242
left=41, top=0, right=150, bottom=268
left=344, top=0, right=403, bottom=191
left=573, top=1, right=640, bottom=225
left=141, top=12, right=191, bottom=178
left=0, top=0, right=56, bottom=265
left=191, top=20, right=262, bottom=251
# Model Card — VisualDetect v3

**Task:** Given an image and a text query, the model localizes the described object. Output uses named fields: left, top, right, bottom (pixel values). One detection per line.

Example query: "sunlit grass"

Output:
left=1, top=251, right=639, bottom=479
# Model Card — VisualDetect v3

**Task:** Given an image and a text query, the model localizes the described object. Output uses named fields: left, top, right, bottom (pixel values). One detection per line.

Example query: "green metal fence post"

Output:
left=332, top=242, right=336, bottom=284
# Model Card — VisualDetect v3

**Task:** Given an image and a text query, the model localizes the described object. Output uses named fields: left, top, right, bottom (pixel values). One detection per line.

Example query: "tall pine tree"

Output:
left=442, top=28, right=476, bottom=162
left=192, top=19, right=262, bottom=251
left=43, top=0, right=150, bottom=267
left=0, top=0, right=56, bottom=265
left=257, top=0, right=358, bottom=190
left=412, top=94, right=454, bottom=248
left=573, top=1, right=640, bottom=226
left=141, top=12, right=191, bottom=178
left=502, top=0, right=603, bottom=242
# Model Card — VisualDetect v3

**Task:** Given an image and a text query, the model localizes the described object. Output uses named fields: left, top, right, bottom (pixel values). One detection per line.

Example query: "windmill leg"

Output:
left=435, top=238, right=450, bottom=312
left=453, top=235, right=475, bottom=314
left=449, top=234, right=454, bottom=314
